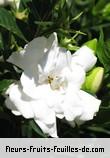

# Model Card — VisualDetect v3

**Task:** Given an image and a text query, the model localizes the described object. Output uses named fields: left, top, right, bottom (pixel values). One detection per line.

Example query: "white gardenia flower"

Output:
left=0, top=0, right=20, bottom=9
left=5, top=33, right=101, bottom=137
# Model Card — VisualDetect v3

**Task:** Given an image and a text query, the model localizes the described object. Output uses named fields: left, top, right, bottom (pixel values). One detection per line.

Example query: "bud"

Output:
left=82, top=67, right=104, bottom=94
left=61, top=37, right=71, bottom=45
left=67, top=44, right=79, bottom=51
left=61, top=37, right=79, bottom=51
left=84, top=38, right=97, bottom=54
left=15, top=9, right=28, bottom=21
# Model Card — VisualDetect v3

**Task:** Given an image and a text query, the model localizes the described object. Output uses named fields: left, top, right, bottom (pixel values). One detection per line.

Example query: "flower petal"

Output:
left=32, top=99, right=57, bottom=137
left=61, top=64, right=85, bottom=89
left=32, top=100, right=56, bottom=125
left=5, top=83, right=34, bottom=119
left=43, top=48, right=71, bottom=74
left=61, top=87, right=82, bottom=121
left=5, top=95, right=18, bottom=110
left=38, top=32, right=71, bottom=77
left=7, top=33, right=57, bottom=70
left=12, top=110, right=21, bottom=116
left=21, top=77, right=51, bottom=99
left=77, top=90, right=101, bottom=121
left=54, top=48, right=72, bottom=73
left=72, top=46, right=97, bottom=72
left=49, top=90, right=64, bottom=117
left=20, top=66, right=39, bottom=98
left=35, top=119, right=58, bottom=138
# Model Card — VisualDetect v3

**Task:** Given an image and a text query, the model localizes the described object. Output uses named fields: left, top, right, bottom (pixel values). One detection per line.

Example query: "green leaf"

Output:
left=29, top=120, right=47, bottom=138
left=87, top=126, right=110, bottom=135
left=92, top=0, right=106, bottom=15
left=96, top=30, right=110, bottom=72
left=19, top=0, right=32, bottom=11
left=102, top=3, right=110, bottom=20
left=35, top=21, right=53, bottom=26
left=71, top=11, right=83, bottom=23
left=21, top=122, right=33, bottom=137
left=0, top=79, right=13, bottom=93
left=0, top=8, right=26, bottom=41
left=97, top=108, right=110, bottom=123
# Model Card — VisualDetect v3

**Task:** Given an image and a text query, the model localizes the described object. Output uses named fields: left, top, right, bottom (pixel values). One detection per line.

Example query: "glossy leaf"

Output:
left=0, top=8, right=26, bottom=41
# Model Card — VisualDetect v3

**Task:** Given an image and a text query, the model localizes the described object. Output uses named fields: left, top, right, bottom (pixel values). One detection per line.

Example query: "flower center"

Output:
left=47, top=74, right=68, bottom=90
left=38, top=72, right=68, bottom=90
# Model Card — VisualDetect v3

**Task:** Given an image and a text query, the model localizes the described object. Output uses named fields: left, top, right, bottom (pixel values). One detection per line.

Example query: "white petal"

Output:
left=78, top=90, right=101, bottom=121
left=32, top=99, right=58, bottom=137
left=40, top=47, right=68, bottom=74
left=72, top=46, right=97, bottom=72
left=71, top=64, right=86, bottom=87
left=46, top=32, right=58, bottom=51
left=62, top=87, right=82, bottom=121
left=5, top=97, right=18, bottom=111
left=54, top=48, right=72, bottom=73
left=5, top=98, right=21, bottom=116
left=31, top=99, right=58, bottom=137
left=21, top=81, right=51, bottom=100
left=35, top=120, right=58, bottom=138
left=7, top=37, right=46, bottom=70
left=44, top=89, right=65, bottom=118
left=61, top=64, right=85, bottom=89
left=7, top=33, right=57, bottom=70
left=63, top=88, right=101, bottom=124
left=21, top=75, right=64, bottom=109
left=12, top=110, right=21, bottom=116
left=64, top=106, right=82, bottom=121
left=32, top=100, right=56, bottom=125
left=6, top=83, right=34, bottom=119
left=20, top=66, right=61, bottom=101
left=39, top=35, right=71, bottom=75
left=56, top=113, right=64, bottom=119
left=20, top=66, right=39, bottom=97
